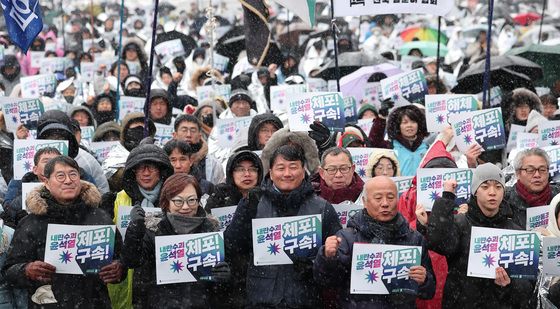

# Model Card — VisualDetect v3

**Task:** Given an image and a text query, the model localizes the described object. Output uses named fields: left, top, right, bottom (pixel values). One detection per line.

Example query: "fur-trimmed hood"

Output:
left=260, top=128, right=320, bottom=175
left=26, top=181, right=102, bottom=215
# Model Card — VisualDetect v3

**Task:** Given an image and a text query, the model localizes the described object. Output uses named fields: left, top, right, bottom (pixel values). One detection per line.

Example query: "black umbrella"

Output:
left=452, top=55, right=542, bottom=93
left=314, top=51, right=387, bottom=80
left=155, top=30, right=198, bottom=57
left=215, top=35, right=283, bottom=73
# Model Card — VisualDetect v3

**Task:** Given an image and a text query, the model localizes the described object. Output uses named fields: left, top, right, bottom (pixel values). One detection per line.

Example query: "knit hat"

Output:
left=358, top=104, right=377, bottom=119
left=471, top=163, right=505, bottom=194
left=525, top=110, right=547, bottom=132
left=339, top=132, right=364, bottom=148
left=228, top=89, right=253, bottom=106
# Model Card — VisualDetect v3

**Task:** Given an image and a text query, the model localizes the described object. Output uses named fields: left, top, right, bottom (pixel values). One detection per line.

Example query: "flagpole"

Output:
left=60, top=0, right=65, bottom=50
left=538, top=0, right=546, bottom=44
left=205, top=0, right=218, bottom=123
left=89, top=0, right=95, bottom=49
left=329, top=0, right=340, bottom=92
left=436, top=16, right=441, bottom=85
left=482, top=0, right=494, bottom=109
left=114, top=0, right=125, bottom=119
left=143, top=0, right=160, bottom=138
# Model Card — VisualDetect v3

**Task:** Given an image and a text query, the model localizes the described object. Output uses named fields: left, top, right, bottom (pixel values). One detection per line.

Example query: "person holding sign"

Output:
left=4, top=156, right=124, bottom=308
left=225, top=145, right=341, bottom=308
left=505, top=149, right=559, bottom=229
left=314, top=176, right=435, bottom=307
left=122, top=173, right=229, bottom=308
left=427, top=163, right=534, bottom=308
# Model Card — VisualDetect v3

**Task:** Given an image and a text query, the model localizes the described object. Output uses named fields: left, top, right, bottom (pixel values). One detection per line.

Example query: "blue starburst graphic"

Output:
left=170, top=260, right=184, bottom=273
left=358, top=168, right=366, bottom=177
left=429, top=191, right=440, bottom=202
left=227, top=134, right=234, bottom=141
left=365, top=270, right=378, bottom=283
left=267, top=242, right=281, bottom=255
left=23, top=161, right=32, bottom=172
left=463, top=134, right=473, bottom=145
left=59, top=251, right=73, bottom=264
left=300, top=114, right=312, bottom=124
left=436, top=114, right=446, bottom=124
left=11, top=116, right=18, bottom=124
left=482, top=254, right=496, bottom=268
left=551, top=140, right=559, bottom=146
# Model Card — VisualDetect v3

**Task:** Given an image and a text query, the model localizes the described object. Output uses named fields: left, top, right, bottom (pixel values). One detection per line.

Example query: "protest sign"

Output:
left=526, top=206, right=549, bottom=231
left=30, top=51, right=43, bottom=68
left=21, top=182, right=42, bottom=211
left=539, top=120, right=560, bottom=147
left=362, top=82, right=382, bottom=109
left=449, top=108, right=506, bottom=153
left=467, top=227, right=540, bottom=279
left=350, top=243, right=422, bottom=295
left=196, top=84, right=232, bottom=102
left=252, top=214, right=322, bottom=266
left=424, top=94, right=478, bottom=133
left=117, top=96, right=145, bottom=122
left=80, top=126, right=95, bottom=145
left=215, top=116, right=253, bottom=149
left=44, top=224, right=116, bottom=274
left=89, top=141, right=120, bottom=163
left=380, top=69, right=427, bottom=104
left=391, top=176, right=414, bottom=198
left=80, top=62, right=97, bottom=81
left=489, top=86, right=503, bottom=107
left=506, top=124, right=526, bottom=153
left=328, top=80, right=338, bottom=92
left=44, top=100, right=72, bottom=113
left=307, top=78, right=328, bottom=92
left=544, top=145, right=560, bottom=181
left=543, top=237, right=560, bottom=276
left=399, top=56, right=421, bottom=71
left=348, top=147, right=384, bottom=179
left=40, top=57, right=70, bottom=74
left=116, top=206, right=162, bottom=238
left=516, top=132, right=539, bottom=150
left=155, top=232, right=224, bottom=284
left=13, top=140, right=68, bottom=180
left=213, top=53, right=230, bottom=72
left=154, top=39, right=185, bottom=65
left=154, top=123, right=174, bottom=147
left=344, top=96, right=358, bottom=124
left=287, top=92, right=345, bottom=132
left=357, top=119, right=374, bottom=136
left=20, top=74, right=57, bottom=98
left=1, top=98, right=44, bottom=132
left=333, top=0, right=453, bottom=17
left=211, top=206, right=237, bottom=232
left=417, top=168, right=473, bottom=211
left=270, top=84, right=307, bottom=112
left=334, top=201, right=363, bottom=228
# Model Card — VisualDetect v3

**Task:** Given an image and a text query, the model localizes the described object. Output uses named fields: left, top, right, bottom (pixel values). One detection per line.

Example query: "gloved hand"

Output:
left=379, top=99, right=395, bottom=118
left=128, top=206, right=146, bottom=236
left=247, top=187, right=263, bottom=210
left=211, top=262, right=231, bottom=283
left=309, top=120, right=335, bottom=152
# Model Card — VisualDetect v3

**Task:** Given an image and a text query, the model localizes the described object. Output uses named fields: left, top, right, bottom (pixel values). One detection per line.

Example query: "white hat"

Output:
left=56, top=77, right=75, bottom=93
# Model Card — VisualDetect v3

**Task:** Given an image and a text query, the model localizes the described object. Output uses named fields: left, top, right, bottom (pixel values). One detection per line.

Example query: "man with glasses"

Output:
left=247, top=114, right=283, bottom=151
left=4, top=156, right=124, bottom=308
left=312, top=147, right=364, bottom=204
left=505, top=148, right=560, bottom=229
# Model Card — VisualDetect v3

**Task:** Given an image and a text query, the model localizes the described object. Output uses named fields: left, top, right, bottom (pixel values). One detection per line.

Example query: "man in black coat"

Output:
left=427, top=163, right=534, bottom=309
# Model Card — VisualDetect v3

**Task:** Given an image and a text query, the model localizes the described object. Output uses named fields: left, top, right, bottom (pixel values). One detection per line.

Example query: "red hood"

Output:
left=411, top=140, right=455, bottom=186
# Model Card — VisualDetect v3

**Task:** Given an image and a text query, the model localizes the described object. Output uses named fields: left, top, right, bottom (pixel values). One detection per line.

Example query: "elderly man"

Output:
left=311, top=147, right=364, bottom=204
left=505, top=148, right=560, bottom=229
left=428, top=163, right=534, bottom=308
left=314, top=176, right=435, bottom=308
left=4, top=156, right=123, bottom=308
left=220, top=89, right=258, bottom=119
left=225, top=144, right=342, bottom=308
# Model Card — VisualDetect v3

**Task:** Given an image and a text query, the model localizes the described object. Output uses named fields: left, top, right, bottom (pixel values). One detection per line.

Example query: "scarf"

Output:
left=166, top=211, right=205, bottom=235
left=515, top=181, right=552, bottom=207
left=138, top=181, right=162, bottom=208
left=319, top=173, right=364, bottom=204
left=361, top=210, right=405, bottom=244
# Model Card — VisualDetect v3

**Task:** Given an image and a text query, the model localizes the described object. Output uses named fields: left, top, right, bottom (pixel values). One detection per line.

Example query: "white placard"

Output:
left=211, top=206, right=237, bottom=232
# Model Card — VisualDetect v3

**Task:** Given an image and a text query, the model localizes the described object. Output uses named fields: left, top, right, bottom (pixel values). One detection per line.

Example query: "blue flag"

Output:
left=1, top=0, right=43, bottom=53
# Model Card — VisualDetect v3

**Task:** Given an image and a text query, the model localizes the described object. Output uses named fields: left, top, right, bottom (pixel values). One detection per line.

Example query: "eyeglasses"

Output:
left=135, top=164, right=158, bottom=173
left=323, top=165, right=352, bottom=175
left=53, top=171, right=80, bottom=182
left=519, top=166, right=548, bottom=175
left=170, top=197, right=199, bottom=207
left=233, top=166, right=259, bottom=174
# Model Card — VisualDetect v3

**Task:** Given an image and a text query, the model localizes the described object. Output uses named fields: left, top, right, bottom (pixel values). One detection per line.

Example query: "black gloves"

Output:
left=379, top=99, right=395, bottom=118
left=211, top=262, right=231, bottom=283
left=247, top=187, right=263, bottom=210
left=128, top=206, right=146, bottom=236
left=309, top=120, right=336, bottom=153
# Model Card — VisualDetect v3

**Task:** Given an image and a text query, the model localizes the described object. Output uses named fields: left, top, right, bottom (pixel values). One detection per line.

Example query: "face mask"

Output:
left=64, top=95, right=75, bottom=104
left=202, top=114, right=213, bottom=127
left=96, top=111, right=115, bottom=125
left=125, top=88, right=144, bottom=97
left=124, top=126, right=145, bottom=151
left=195, top=58, right=204, bottom=65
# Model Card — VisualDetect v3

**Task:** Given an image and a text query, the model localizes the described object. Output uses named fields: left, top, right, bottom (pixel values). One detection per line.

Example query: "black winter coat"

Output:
left=503, top=185, right=560, bottom=229
left=224, top=177, right=342, bottom=308
left=3, top=182, right=121, bottom=309
left=121, top=207, right=222, bottom=309
left=314, top=210, right=436, bottom=308
left=427, top=192, right=535, bottom=309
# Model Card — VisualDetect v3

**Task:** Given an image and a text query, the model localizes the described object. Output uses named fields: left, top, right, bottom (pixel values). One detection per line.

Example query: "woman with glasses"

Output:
left=204, top=150, right=263, bottom=308
left=4, top=156, right=123, bottom=308
left=122, top=173, right=230, bottom=308
left=365, top=149, right=400, bottom=178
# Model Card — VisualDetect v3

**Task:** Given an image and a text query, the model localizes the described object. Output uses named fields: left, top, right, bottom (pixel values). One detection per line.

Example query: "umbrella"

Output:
left=277, top=22, right=313, bottom=48
left=399, top=41, right=449, bottom=57
left=314, top=51, right=387, bottom=80
left=520, top=25, right=560, bottom=45
left=339, top=63, right=403, bottom=102
left=155, top=31, right=197, bottom=57
left=506, top=44, right=560, bottom=88
left=452, top=55, right=543, bottom=94
left=215, top=34, right=283, bottom=71
left=399, top=26, right=448, bottom=44
left=461, top=25, right=492, bottom=39
left=512, top=12, right=542, bottom=26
